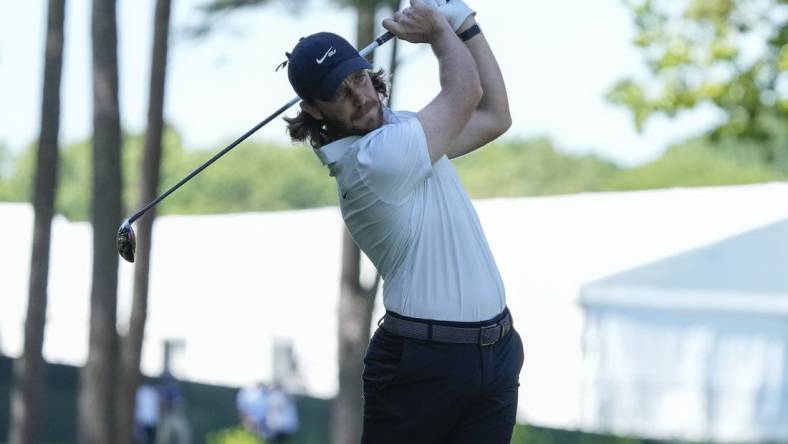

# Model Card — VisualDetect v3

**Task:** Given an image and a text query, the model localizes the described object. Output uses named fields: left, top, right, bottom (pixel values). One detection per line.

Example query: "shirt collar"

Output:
left=314, top=135, right=357, bottom=166
left=313, top=106, right=398, bottom=166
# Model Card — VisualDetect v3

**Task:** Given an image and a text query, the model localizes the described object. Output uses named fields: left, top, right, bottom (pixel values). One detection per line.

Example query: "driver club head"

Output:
left=117, top=219, right=136, bottom=263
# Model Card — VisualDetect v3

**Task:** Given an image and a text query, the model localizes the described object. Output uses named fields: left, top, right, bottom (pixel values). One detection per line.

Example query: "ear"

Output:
left=300, top=101, right=323, bottom=120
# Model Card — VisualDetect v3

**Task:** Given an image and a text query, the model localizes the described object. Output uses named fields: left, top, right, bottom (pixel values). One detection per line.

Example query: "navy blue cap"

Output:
left=287, top=32, right=372, bottom=102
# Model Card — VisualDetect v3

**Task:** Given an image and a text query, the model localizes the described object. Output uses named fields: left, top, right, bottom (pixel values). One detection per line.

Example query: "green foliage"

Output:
left=512, top=424, right=638, bottom=444
left=609, top=0, right=787, bottom=146
left=160, top=140, right=335, bottom=216
left=206, top=426, right=265, bottom=444
left=454, top=138, right=619, bottom=197
left=0, top=142, right=13, bottom=200
left=1, top=141, right=36, bottom=202
left=511, top=423, right=708, bottom=444
left=1, top=129, right=784, bottom=221
left=0, top=142, right=10, bottom=176
left=188, top=0, right=316, bottom=38
left=56, top=138, right=91, bottom=220
left=187, top=0, right=274, bottom=37
left=199, top=0, right=271, bottom=13
left=598, top=138, right=781, bottom=191
left=190, top=0, right=394, bottom=39
left=204, top=422, right=714, bottom=444
left=0, top=128, right=788, bottom=220
left=0, top=128, right=337, bottom=221
left=334, top=0, right=397, bottom=10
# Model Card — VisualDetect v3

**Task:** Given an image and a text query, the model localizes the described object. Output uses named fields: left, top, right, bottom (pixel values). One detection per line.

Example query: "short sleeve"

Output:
left=356, top=115, right=432, bottom=205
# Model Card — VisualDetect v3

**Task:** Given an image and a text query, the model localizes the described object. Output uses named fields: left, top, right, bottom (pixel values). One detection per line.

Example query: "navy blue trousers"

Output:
left=361, top=309, right=524, bottom=444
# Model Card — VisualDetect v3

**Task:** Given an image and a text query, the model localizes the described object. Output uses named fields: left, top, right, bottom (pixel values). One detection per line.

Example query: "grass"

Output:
left=512, top=424, right=711, bottom=444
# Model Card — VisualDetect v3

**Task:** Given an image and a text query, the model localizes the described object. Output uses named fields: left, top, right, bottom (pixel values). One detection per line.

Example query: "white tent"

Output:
left=2, top=182, right=788, bottom=432
left=579, top=218, right=788, bottom=442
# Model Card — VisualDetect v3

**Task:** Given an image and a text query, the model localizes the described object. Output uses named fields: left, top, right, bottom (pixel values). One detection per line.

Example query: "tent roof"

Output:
left=581, top=218, right=788, bottom=314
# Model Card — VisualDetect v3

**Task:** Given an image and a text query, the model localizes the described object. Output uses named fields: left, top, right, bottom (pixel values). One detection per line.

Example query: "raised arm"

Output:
left=383, top=0, right=483, bottom=164
left=435, top=1, right=512, bottom=159
left=447, top=17, right=511, bottom=158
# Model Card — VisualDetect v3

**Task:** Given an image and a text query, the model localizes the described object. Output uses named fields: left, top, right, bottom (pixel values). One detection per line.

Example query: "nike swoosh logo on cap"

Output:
left=316, top=46, right=336, bottom=64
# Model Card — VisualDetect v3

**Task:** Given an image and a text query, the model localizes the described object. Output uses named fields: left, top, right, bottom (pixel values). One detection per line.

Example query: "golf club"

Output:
left=117, top=31, right=395, bottom=263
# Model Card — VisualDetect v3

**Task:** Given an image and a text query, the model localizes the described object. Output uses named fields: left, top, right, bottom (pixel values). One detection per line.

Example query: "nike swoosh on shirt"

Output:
left=316, top=47, right=335, bottom=64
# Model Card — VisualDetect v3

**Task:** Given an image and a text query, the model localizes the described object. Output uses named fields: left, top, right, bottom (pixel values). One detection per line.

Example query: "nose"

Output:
left=348, top=84, right=365, bottom=106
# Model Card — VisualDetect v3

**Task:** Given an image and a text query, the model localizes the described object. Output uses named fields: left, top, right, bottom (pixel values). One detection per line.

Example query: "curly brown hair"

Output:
left=284, top=68, right=389, bottom=149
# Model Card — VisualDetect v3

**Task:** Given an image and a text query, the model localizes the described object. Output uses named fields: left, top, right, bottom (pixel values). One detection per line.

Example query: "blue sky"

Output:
left=0, top=0, right=725, bottom=166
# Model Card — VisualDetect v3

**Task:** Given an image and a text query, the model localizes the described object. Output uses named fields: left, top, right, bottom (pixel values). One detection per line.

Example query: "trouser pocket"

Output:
left=363, top=328, right=407, bottom=397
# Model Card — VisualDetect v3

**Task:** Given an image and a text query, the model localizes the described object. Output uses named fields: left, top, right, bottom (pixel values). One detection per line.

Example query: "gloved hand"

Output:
left=412, top=0, right=475, bottom=32
left=433, top=0, right=476, bottom=32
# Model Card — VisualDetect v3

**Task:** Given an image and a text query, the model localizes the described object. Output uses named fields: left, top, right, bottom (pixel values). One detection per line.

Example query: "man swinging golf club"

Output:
left=284, top=0, right=522, bottom=442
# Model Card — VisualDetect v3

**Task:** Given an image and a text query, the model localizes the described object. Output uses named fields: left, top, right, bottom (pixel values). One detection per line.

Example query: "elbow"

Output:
left=484, top=110, right=511, bottom=141
left=498, top=111, right=512, bottom=136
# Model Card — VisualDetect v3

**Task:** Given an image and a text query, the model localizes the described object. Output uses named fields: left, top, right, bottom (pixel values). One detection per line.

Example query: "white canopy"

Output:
left=580, top=218, right=788, bottom=442
left=2, top=182, right=788, bottom=432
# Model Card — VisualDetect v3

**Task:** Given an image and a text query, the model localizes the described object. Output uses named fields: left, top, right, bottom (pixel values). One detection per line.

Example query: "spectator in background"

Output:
left=134, top=379, right=159, bottom=444
left=156, top=372, right=192, bottom=444
left=265, top=383, right=299, bottom=444
left=237, top=382, right=270, bottom=438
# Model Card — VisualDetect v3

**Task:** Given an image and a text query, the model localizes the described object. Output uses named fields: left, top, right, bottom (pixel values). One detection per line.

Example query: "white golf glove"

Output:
left=413, top=0, right=475, bottom=32
left=435, top=0, right=476, bottom=32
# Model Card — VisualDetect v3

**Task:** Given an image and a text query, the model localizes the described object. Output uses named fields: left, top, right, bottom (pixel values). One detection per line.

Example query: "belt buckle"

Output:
left=479, top=323, right=500, bottom=346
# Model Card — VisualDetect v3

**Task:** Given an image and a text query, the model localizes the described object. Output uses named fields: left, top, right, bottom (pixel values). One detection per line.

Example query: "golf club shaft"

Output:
left=127, top=31, right=395, bottom=224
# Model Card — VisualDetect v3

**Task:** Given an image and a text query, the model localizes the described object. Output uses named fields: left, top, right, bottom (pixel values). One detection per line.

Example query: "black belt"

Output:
left=379, top=312, right=512, bottom=346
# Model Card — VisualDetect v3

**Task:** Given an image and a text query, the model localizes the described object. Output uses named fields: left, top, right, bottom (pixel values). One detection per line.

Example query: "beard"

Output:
left=325, top=99, right=384, bottom=138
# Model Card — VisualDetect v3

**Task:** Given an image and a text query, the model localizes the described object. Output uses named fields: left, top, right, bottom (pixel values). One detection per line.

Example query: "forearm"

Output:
left=416, top=19, right=482, bottom=161
left=431, top=21, right=482, bottom=125
left=383, top=2, right=483, bottom=162
left=458, top=19, right=511, bottom=126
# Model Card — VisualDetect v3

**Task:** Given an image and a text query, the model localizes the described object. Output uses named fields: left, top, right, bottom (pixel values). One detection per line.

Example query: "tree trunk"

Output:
left=115, top=1, right=172, bottom=443
left=333, top=228, right=380, bottom=444
left=79, top=0, right=122, bottom=442
left=7, top=1, right=66, bottom=443
left=332, top=5, right=380, bottom=444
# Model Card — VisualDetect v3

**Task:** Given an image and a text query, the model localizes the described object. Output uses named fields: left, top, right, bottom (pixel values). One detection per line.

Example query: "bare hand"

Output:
left=382, top=0, right=451, bottom=44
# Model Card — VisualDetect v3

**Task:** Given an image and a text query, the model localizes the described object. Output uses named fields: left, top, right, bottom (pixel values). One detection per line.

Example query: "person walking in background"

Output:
left=156, top=372, right=192, bottom=444
left=265, top=383, right=299, bottom=444
left=134, top=379, right=160, bottom=444
left=237, top=381, right=270, bottom=438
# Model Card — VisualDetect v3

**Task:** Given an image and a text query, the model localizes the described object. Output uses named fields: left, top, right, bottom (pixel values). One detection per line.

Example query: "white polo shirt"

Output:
left=315, top=108, right=505, bottom=322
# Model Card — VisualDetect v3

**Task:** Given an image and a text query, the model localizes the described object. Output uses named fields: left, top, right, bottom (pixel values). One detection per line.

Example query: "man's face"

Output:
left=305, top=70, right=384, bottom=136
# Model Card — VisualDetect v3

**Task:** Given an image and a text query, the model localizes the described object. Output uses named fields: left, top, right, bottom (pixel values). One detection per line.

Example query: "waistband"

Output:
left=378, top=307, right=512, bottom=346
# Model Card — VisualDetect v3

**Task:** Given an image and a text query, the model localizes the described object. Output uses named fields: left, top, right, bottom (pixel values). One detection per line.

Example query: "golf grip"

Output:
left=126, top=31, right=395, bottom=224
